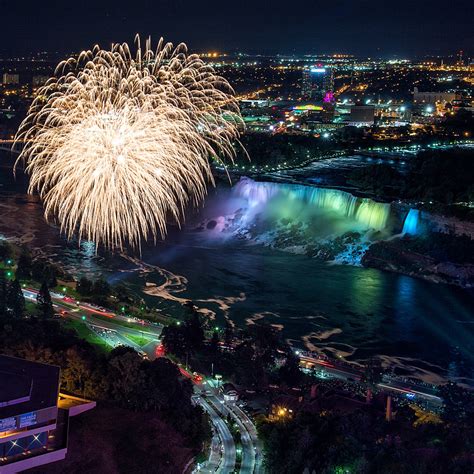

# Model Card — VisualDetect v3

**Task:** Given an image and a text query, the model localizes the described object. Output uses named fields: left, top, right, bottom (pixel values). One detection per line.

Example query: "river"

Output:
left=1, top=151, right=473, bottom=385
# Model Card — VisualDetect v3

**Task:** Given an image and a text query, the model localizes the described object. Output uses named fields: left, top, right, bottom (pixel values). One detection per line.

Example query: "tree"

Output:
left=76, top=276, right=93, bottom=296
left=31, top=261, right=57, bottom=288
left=209, top=331, right=220, bottom=356
left=92, top=278, right=111, bottom=298
left=107, top=348, right=145, bottom=408
left=37, top=281, right=54, bottom=319
left=6, top=279, right=25, bottom=319
left=15, top=252, right=32, bottom=281
left=439, top=381, right=473, bottom=423
left=0, top=274, right=7, bottom=316
left=0, top=241, right=14, bottom=261
left=224, top=319, right=234, bottom=347
left=161, top=324, right=189, bottom=358
left=62, top=346, right=107, bottom=398
left=184, top=309, right=204, bottom=352
left=278, top=349, right=303, bottom=387
left=114, top=284, right=133, bottom=303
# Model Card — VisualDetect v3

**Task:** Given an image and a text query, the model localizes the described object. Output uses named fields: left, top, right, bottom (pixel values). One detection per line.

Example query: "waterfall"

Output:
left=355, top=199, right=391, bottom=231
left=233, top=177, right=390, bottom=231
left=402, top=209, right=420, bottom=235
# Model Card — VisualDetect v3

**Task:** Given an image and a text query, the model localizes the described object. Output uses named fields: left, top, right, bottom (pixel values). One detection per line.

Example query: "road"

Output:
left=194, top=379, right=263, bottom=474
left=23, top=287, right=162, bottom=359
left=206, top=393, right=254, bottom=474
left=194, top=393, right=236, bottom=474
left=227, top=402, right=264, bottom=473
left=298, top=350, right=443, bottom=409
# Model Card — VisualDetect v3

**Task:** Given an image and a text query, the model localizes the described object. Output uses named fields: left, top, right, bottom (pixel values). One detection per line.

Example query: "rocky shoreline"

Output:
left=362, top=238, right=474, bottom=288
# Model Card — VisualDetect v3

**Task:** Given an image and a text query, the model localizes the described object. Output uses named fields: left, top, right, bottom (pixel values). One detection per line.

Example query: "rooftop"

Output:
left=0, top=355, right=60, bottom=419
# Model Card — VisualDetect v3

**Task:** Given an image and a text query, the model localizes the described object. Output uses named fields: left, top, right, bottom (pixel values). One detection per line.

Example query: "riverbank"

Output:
left=363, top=236, right=474, bottom=288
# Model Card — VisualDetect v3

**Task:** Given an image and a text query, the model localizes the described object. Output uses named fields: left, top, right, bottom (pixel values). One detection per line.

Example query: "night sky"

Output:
left=0, top=0, right=472, bottom=56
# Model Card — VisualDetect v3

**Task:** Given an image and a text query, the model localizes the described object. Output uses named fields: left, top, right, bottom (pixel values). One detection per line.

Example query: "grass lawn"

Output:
left=63, top=320, right=110, bottom=353
left=123, top=333, right=154, bottom=347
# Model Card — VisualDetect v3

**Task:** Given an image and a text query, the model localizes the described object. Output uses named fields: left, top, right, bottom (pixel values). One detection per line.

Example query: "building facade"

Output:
left=349, top=105, right=375, bottom=125
left=302, top=67, right=334, bottom=100
left=1, top=74, right=20, bottom=86
left=0, top=355, right=95, bottom=473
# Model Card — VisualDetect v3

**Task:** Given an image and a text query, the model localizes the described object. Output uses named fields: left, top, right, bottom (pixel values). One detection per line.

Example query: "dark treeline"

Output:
left=348, top=148, right=474, bottom=207
left=162, top=303, right=304, bottom=389
left=232, top=133, right=335, bottom=167
left=258, top=383, right=474, bottom=474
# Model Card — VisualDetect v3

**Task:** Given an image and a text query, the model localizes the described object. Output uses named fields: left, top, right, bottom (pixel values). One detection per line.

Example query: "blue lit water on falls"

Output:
left=0, top=162, right=472, bottom=385
left=402, top=209, right=421, bottom=235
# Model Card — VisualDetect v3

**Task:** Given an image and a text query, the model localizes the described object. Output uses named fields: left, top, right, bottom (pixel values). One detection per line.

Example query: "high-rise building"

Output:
left=2, top=73, right=20, bottom=85
left=302, top=66, right=334, bottom=100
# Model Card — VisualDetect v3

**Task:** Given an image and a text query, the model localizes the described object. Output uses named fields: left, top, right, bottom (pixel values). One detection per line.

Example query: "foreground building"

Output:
left=0, top=355, right=95, bottom=473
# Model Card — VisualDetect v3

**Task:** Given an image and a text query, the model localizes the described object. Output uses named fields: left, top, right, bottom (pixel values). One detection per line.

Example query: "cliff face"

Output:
left=425, top=213, right=474, bottom=239
left=362, top=240, right=474, bottom=288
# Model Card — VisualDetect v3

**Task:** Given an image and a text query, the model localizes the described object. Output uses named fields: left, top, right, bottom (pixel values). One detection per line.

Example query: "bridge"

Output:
left=296, top=349, right=443, bottom=409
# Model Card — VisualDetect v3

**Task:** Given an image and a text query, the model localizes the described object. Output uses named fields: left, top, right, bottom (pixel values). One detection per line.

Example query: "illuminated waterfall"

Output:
left=233, top=178, right=390, bottom=231
left=355, top=199, right=391, bottom=230
left=402, top=209, right=420, bottom=235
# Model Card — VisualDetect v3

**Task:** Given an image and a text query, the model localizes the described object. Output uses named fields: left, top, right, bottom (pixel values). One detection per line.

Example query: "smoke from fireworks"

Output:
left=15, top=37, right=242, bottom=249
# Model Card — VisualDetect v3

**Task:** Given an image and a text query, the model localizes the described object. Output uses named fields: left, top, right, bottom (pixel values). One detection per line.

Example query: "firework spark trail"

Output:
left=14, top=36, right=243, bottom=250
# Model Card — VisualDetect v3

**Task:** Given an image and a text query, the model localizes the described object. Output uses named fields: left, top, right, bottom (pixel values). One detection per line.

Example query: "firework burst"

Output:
left=15, top=37, right=242, bottom=249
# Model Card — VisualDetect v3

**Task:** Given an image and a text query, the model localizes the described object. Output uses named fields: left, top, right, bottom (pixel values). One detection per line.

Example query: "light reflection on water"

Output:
left=0, top=155, right=473, bottom=384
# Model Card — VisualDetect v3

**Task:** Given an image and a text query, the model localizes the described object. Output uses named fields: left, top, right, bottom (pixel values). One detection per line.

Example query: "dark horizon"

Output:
left=0, top=0, right=472, bottom=58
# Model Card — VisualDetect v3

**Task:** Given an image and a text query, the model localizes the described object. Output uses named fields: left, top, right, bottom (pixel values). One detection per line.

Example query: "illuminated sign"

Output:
left=0, top=417, right=16, bottom=431
left=19, top=412, right=37, bottom=428
left=293, top=104, right=324, bottom=111
left=310, top=68, right=326, bottom=73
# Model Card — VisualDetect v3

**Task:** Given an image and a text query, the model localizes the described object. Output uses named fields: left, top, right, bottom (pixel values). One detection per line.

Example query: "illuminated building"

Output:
left=2, top=74, right=19, bottom=85
left=0, top=355, right=95, bottom=473
left=302, top=66, right=334, bottom=100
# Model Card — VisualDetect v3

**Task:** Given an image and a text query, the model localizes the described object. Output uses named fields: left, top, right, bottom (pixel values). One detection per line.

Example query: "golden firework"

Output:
left=15, top=36, right=242, bottom=250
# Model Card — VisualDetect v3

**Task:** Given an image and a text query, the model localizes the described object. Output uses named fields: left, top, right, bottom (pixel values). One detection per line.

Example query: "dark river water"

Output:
left=1, top=152, right=473, bottom=385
